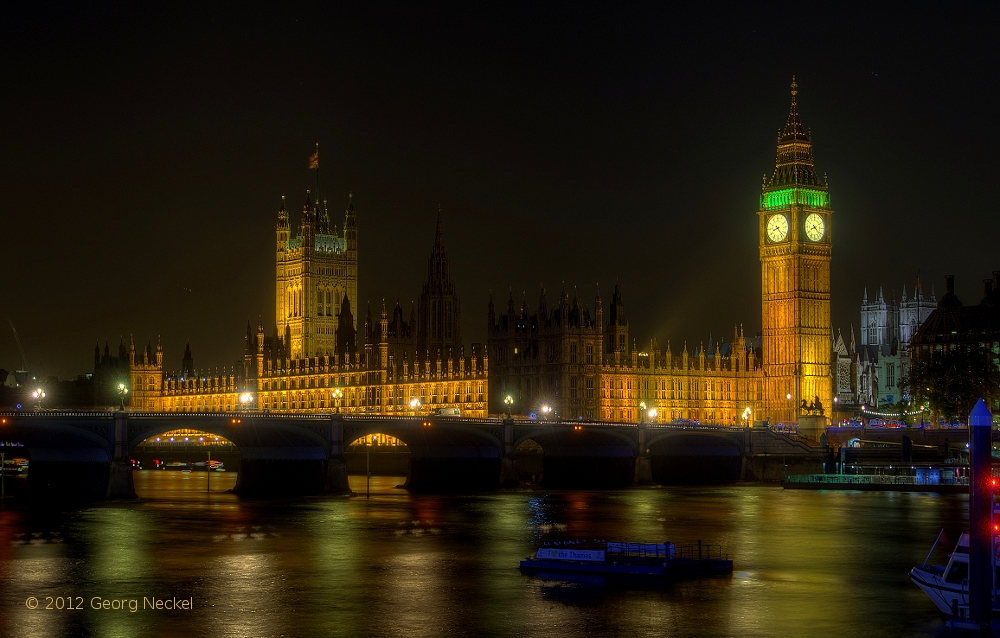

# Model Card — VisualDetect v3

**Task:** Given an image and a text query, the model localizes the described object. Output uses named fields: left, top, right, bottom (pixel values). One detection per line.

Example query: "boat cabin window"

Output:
left=945, top=560, right=969, bottom=584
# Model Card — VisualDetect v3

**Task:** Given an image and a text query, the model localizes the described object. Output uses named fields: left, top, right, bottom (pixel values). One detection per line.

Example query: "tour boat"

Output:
left=910, top=530, right=998, bottom=617
left=519, top=540, right=732, bottom=580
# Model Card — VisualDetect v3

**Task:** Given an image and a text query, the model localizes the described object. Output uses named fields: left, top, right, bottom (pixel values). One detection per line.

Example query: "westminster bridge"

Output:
left=0, top=411, right=961, bottom=500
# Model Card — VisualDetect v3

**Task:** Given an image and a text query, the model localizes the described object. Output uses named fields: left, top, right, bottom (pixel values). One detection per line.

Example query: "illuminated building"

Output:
left=118, top=193, right=487, bottom=418
left=487, top=284, right=762, bottom=423
left=758, top=77, right=833, bottom=422
left=111, top=81, right=839, bottom=425
left=831, top=280, right=936, bottom=409
left=489, top=79, right=837, bottom=425
left=276, top=191, right=357, bottom=359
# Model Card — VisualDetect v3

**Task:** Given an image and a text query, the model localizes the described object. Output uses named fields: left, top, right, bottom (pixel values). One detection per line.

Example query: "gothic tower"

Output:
left=417, top=206, right=462, bottom=359
left=275, top=191, right=359, bottom=359
left=605, top=283, right=629, bottom=361
left=759, top=78, right=833, bottom=422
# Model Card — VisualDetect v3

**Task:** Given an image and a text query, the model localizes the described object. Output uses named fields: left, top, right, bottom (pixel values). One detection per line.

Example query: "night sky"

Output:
left=2, top=2, right=997, bottom=380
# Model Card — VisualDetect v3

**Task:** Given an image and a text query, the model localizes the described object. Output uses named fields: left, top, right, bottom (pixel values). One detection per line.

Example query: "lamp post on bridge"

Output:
left=332, top=387, right=343, bottom=414
left=117, top=383, right=128, bottom=411
left=409, top=397, right=421, bottom=417
left=32, top=388, right=46, bottom=411
left=503, top=394, right=514, bottom=419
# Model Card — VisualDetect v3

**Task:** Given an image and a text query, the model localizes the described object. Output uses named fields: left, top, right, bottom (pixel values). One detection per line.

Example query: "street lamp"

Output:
left=639, top=401, right=647, bottom=424
left=540, top=404, right=551, bottom=421
left=117, top=383, right=128, bottom=410
left=332, top=388, right=343, bottom=414
left=503, top=394, right=513, bottom=419
left=239, top=392, right=253, bottom=412
left=648, top=407, right=658, bottom=423
left=31, top=388, right=46, bottom=410
left=409, top=397, right=421, bottom=416
left=742, top=406, right=752, bottom=425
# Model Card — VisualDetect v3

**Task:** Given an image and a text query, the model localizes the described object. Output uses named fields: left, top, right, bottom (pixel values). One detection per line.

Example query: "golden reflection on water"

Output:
left=0, top=474, right=970, bottom=637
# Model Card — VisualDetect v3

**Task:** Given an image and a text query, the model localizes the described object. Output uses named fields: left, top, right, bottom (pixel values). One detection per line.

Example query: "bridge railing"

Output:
left=0, top=410, right=756, bottom=432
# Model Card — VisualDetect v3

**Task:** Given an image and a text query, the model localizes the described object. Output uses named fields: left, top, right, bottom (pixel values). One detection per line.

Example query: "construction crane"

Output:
left=8, top=319, right=29, bottom=371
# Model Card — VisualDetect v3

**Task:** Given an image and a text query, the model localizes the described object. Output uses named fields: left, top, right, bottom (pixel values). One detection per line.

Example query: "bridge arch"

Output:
left=510, top=424, right=639, bottom=488
left=645, top=429, right=744, bottom=485
left=126, top=417, right=331, bottom=454
left=0, top=415, right=116, bottom=500
left=125, top=415, right=335, bottom=495
left=342, top=417, right=505, bottom=492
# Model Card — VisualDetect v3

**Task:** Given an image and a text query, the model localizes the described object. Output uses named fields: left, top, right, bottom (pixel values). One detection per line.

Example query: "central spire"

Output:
left=765, top=76, right=823, bottom=190
left=434, top=203, right=443, bottom=247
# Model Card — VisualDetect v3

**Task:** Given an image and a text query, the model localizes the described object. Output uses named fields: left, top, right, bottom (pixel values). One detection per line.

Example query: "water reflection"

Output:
left=0, top=476, right=969, bottom=637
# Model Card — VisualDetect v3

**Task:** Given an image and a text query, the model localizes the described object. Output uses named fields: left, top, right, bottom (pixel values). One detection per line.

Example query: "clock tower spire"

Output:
left=759, top=77, right=833, bottom=424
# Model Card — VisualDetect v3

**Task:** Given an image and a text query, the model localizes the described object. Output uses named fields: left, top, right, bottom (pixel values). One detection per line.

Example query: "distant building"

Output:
left=92, top=338, right=133, bottom=406
left=831, top=279, right=935, bottom=411
left=909, top=272, right=1000, bottom=411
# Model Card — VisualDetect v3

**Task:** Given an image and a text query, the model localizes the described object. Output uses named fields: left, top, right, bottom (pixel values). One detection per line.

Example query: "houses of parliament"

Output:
left=95, top=80, right=834, bottom=426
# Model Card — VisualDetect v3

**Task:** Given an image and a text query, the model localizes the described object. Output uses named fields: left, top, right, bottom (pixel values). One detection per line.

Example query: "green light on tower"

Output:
left=760, top=187, right=829, bottom=210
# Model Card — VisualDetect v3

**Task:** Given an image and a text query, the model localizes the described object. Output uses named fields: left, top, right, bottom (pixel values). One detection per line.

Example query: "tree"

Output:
left=903, top=346, right=1000, bottom=422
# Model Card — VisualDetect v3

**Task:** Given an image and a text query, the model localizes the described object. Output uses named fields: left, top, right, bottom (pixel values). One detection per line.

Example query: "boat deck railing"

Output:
left=606, top=542, right=673, bottom=560
left=784, top=474, right=970, bottom=487
left=604, top=541, right=726, bottom=562
left=672, top=541, right=727, bottom=562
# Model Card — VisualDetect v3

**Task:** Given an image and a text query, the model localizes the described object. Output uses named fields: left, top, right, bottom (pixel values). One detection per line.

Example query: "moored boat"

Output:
left=520, top=540, right=732, bottom=580
left=910, top=530, right=999, bottom=618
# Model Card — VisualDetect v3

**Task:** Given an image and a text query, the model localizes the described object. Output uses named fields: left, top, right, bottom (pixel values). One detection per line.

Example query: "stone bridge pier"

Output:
left=108, top=412, right=136, bottom=498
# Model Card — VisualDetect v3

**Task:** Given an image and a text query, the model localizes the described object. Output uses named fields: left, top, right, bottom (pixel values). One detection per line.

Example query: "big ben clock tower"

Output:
left=759, top=78, right=833, bottom=424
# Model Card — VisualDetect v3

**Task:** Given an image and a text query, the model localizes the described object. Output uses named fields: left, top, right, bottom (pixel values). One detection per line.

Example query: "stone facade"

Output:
left=487, top=285, right=763, bottom=424
left=276, top=191, right=358, bottom=360
left=758, top=77, right=833, bottom=423
left=111, top=188, right=487, bottom=419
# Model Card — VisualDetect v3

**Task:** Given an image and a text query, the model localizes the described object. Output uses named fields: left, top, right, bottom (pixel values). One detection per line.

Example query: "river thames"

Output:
left=0, top=472, right=969, bottom=637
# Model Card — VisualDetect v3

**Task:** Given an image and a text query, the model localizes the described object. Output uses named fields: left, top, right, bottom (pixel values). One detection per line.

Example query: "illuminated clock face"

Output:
left=766, top=214, right=789, bottom=242
left=804, top=213, right=826, bottom=241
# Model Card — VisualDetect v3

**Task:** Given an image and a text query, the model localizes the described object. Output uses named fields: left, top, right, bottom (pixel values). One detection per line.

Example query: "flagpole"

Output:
left=315, top=142, right=320, bottom=204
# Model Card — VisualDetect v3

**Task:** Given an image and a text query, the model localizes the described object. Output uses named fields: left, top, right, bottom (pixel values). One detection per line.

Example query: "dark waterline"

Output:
left=0, top=471, right=969, bottom=637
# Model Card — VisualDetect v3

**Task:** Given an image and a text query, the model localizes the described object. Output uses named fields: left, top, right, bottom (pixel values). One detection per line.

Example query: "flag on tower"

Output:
left=308, top=148, right=319, bottom=169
